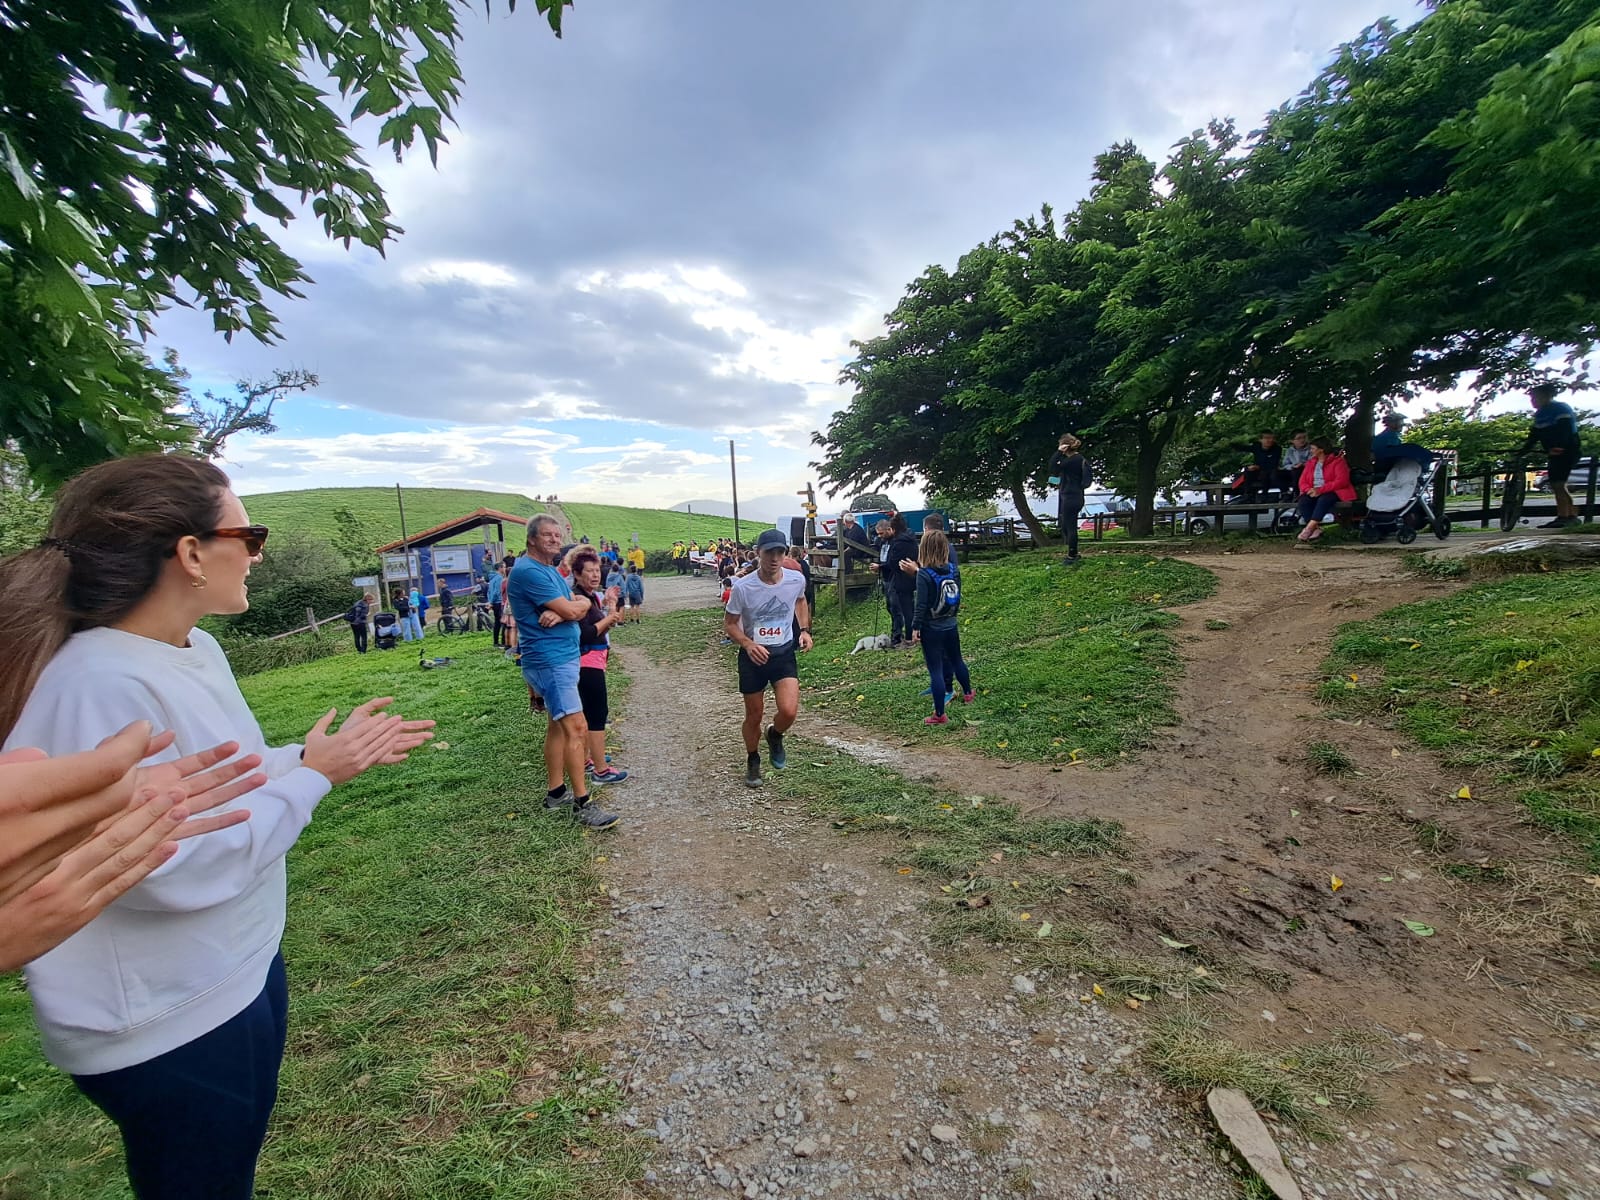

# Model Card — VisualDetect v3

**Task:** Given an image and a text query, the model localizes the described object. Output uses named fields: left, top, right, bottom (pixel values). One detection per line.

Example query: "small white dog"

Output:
left=851, top=633, right=892, bottom=655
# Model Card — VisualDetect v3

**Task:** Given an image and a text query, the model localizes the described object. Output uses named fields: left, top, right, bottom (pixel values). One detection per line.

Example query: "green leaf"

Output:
left=1401, top=919, right=1435, bottom=937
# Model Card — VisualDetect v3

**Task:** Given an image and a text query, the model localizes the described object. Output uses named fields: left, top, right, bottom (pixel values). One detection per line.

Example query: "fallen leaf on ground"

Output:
left=1401, top=919, right=1436, bottom=937
left=1456, top=786, right=1472, bottom=800
left=1034, top=921, right=1053, bottom=939
left=1330, top=874, right=1344, bottom=892
left=1159, top=936, right=1192, bottom=950
left=963, top=894, right=991, bottom=909
left=1018, top=912, right=1031, bottom=921
left=1125, top=998, right=1142, bottom=1010
left=1092, top=984, right=1104, bottom=996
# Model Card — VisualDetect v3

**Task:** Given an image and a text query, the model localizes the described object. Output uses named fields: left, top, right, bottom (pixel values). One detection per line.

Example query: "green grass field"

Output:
left=238, top=486, right=742, bottom=553
left=615, top=550, right=1217, bottom=763
left=1319, top=568, right=1600, bottom=868
left=0, top=633, right=643, bottom=1199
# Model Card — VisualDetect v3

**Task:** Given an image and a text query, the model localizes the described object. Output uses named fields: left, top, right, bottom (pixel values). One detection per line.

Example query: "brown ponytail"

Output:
left=0, top=455, right=229, bottom=742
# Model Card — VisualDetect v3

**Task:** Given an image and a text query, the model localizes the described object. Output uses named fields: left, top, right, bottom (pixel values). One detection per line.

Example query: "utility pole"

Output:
left=395, top=483, right=414, bottom=599
left=729, top=439, right=741, bottom=546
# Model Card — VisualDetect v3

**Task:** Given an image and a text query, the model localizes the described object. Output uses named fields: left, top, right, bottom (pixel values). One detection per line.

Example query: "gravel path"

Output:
left=593, top=642, right=1235, bottom=1200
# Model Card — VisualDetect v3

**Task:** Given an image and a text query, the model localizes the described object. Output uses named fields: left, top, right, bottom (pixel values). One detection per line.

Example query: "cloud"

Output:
left=158, top=0, right=1426, bottom=504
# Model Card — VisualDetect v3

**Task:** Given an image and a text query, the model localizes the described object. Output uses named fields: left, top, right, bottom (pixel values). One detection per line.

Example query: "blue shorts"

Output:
left=522, top=656, right=583, bottom=722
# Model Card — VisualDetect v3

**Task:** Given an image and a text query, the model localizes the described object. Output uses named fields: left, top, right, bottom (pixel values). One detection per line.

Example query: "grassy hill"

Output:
left=240, top=487, right=743, bottom=550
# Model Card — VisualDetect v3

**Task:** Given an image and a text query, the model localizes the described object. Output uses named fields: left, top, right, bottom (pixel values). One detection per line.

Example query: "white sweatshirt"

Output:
left=3, top=627, right=331, bottom=1075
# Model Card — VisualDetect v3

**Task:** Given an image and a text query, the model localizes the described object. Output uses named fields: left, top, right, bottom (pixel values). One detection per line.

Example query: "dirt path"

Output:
left=596, top=550, right=1600, bottom=1199
left=597, top=650, right=1233, bottom=1200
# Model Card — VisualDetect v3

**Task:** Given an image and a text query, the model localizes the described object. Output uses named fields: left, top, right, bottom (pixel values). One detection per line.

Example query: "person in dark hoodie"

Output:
left=1239, top=431, right=1285, bottom=501
left=1049, top=434, right=1092, bottom=566
left=883, top=514, right=920, bottom=647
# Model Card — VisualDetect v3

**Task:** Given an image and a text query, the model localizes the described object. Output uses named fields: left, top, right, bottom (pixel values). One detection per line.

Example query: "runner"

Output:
left=506, top=515, right=619, bottom=829
left=723, top=528, right=812, bottom=788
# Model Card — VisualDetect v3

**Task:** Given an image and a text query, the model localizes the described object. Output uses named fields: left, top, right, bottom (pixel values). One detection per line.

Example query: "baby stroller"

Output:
left=1359, top=453, right=1451, bottom=544
left=373, top=611, right=400, bottom=650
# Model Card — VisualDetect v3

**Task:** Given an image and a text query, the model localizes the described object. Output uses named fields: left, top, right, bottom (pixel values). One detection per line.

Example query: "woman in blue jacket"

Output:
left=910, top=529, right=973, bottom=725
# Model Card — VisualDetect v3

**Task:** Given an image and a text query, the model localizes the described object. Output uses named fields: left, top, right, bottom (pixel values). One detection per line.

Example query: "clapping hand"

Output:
left=340, top=697, right=436, bottom=764
left=0, top=722, right=262, bottom=971
left=1, top=723, right=261, bottom=908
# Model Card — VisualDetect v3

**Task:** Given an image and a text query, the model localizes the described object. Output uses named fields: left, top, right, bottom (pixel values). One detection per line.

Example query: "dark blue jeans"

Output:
left=74, top=953, right=289, bottom=1200
left=888, top=586, right=914, bottom=643
left=920, top=625, right=972, bottom=716
left=1297, top=493, right=1340, bottom=524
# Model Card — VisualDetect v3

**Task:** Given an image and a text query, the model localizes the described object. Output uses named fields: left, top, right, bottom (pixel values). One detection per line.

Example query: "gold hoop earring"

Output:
left=192, top=574, right=207, bottom=589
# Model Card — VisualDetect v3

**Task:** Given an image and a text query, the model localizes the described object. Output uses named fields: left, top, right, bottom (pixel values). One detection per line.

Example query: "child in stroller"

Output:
left=374, top=610, right=400, bottom=650
left=1360, top=448, right=1451, bottom=544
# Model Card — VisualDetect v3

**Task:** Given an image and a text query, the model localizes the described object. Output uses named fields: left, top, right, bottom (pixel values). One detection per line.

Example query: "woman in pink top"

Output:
left=567, top=547, right=629, bottom=785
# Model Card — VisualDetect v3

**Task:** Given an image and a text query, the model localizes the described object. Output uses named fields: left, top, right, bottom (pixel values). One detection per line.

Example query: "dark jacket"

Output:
left=912, top=563, right=960, bottom=633
left=1050, top=451, right=1092, bottom=494
left=576, top=590, right=608, bottom=653
left=346, top=598, right=369, bottom=627
left=885, top=531, right=919, bottom=593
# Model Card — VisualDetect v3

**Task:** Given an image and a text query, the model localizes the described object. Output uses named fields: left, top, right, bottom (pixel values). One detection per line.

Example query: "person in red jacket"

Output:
left=1295, top=438, right=1358, bottom=542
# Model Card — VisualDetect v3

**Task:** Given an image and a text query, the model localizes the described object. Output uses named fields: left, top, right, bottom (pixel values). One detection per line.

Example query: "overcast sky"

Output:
left=163, top=0, right=1431, bottom=509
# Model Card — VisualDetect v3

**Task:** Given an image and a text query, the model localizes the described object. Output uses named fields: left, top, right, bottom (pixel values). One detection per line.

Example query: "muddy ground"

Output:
left=589, top=553, right=1599, bottom=1199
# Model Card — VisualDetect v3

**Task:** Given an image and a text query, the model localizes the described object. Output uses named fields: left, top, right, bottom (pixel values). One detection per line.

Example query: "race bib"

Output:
left=753, top=624, right=790, bottom=647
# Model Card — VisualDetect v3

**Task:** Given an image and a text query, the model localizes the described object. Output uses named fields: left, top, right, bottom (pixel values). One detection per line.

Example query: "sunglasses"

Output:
left=202, top=525, right=271, bottom=555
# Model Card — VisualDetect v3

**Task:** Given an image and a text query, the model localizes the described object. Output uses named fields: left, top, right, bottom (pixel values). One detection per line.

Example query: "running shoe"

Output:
left=543, top=789, right=573, bottom=812
left=745, top=752, right=764, bottom=788
left=924, top=714, right=949, bottom=725
left=573, top=800, right=620, bottom=829
left=766, top=726, right=787, bottom=770
left=590, top=766, right=629, bottom=785
left=961, top=692, right=976, bottom=704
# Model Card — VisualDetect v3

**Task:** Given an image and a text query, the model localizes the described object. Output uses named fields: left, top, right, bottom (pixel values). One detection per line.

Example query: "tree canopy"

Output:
left=816, top=0, right=1599, bottom=534
left=0, top=0, right=569, bottom=485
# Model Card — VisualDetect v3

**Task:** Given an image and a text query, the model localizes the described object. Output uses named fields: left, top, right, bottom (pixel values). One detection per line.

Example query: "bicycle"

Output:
left=1499, top=456, right=1528, bottom=532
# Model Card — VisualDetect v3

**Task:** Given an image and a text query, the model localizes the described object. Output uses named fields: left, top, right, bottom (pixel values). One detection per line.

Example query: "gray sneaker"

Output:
left=572, top=799, right=620, bottom=829
left=745, top=752, right=764, bottom=788
left=543, top=789, right=573, bottom=813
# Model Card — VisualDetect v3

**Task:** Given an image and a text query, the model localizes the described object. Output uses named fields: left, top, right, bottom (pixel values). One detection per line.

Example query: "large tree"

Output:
left=0, top=0, right=568, bottom=485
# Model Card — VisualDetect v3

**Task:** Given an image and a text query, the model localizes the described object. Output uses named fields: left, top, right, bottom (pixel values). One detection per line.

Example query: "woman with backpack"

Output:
left=345, top=592, right=374, bottom=653
left=910, top=529, right=973, bottom=725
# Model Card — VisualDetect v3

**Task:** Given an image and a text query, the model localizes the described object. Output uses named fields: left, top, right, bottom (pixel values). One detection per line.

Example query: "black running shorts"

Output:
left=737, top=641, right=798, bottom=695
left=1547, top=452, right=1575, bottom=485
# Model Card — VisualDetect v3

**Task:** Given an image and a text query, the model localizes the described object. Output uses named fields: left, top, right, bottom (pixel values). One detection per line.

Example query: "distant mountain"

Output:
left=669, top=494, right=799, bottom=522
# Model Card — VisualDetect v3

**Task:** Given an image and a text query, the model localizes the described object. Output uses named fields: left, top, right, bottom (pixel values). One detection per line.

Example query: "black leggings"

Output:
left=920, top=625, right=972, bottom=717
left=75, top=954, right=288, bottom=1200
left=578, top=665, right=609, bottom=731
left=350, top=622, right=367, bottom=653
left=491, top=602, right=505, bottom=645
left=1058, top=494, right=1084, bottom=557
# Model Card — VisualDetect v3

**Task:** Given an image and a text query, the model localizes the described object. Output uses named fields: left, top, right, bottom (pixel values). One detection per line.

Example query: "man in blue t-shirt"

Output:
left=487, top=562, right=507, bottom=647
left=507, top=514, right=619, bottom=829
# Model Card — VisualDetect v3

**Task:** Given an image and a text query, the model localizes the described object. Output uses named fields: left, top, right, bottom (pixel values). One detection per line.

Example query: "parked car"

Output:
left=1534, top=457, right=1598, bottom=492
left=1182, top=492, right=1299, bottom=536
